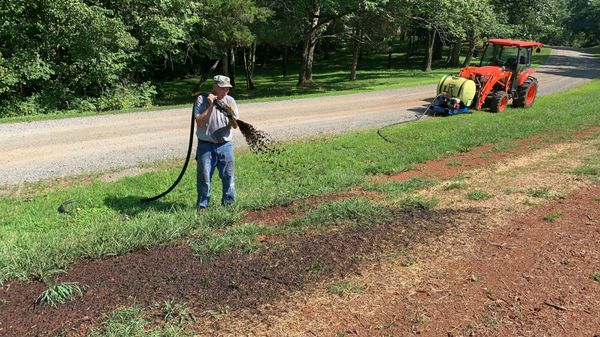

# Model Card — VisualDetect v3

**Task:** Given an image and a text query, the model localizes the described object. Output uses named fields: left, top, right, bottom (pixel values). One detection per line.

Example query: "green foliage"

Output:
left=399, top=195, right=439, bottom=212
left=466, top=190, right=493, bottom=201
left=543, top=211, right=562, bottom=222
left=327, top=281, right=364, bottom=294
left=286, top=197, right=384, bottom=229
left=593, top=272, right=600, bottom=282
left=89, top=303, right=194, bottom=337
left=189, top=223, right=273, bottom=262
left=36, top=282, right=84, bottom=307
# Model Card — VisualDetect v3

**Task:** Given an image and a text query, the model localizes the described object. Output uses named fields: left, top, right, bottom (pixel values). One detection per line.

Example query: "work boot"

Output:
left=196, top=207, right=206, bottom=216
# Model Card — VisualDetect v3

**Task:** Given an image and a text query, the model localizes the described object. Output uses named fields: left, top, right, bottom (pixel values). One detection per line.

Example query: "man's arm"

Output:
left=195, top=94, right=217, bottom=126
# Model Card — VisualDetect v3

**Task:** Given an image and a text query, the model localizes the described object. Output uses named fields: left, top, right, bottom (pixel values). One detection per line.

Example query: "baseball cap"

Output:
left=213, top=75, right=232, bottom=88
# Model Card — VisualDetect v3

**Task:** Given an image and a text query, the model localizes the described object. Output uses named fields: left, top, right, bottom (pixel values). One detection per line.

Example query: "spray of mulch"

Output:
left=235, top=120, right=287, bottom=168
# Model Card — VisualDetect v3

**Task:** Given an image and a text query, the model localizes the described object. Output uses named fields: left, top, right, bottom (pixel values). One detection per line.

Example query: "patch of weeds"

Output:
left=492, top=141, right=516, bottom=152
left=444, top=181, right=468, bottom=190
left=481, top=312, right=498, bottom=328
left=327, top=281, right=364, bottom=295
left=0, top=297, right=7, bottom=305
left=447, top=160, right=464, bottom=167
left=199, top=206, right=243, bottom=229
left=364, top=177, right=436, bottom=195
left=466, top=190, right=493, bottom=201
left=469, top=274, right=478, bottom=282
left=37, top=282, right=85, bottom=307
left=595, top=195, right=600, bottom=202
left=155, top=299, right=196, bottom=324
left=504, top=187, right=523, bottom=194
left=307, top=261, right=326, bottom=275
left=287, top=197, right=385, bottom=229
left=479, top=153, right=492, bottom=159
left=376, top=322, right=395, bottom=330
left=89, top=304, right=193, bottom=337
left=543, top=211, right=562, bottom=222
left=483, top=287, right=494, bottom=298
left=189, top=223, right=273, bottom=262
left=527, top=187, right=562, bottom=199
left=592, top=272, right=600, bottom=282
left=574, top=156, right=600, bottom=182
left=522, top=198, right=537, bottom=206
left=465, top=321, right=478, bottom=334
left=399, top=195, right=439, bottom=212
left=413, top=312, right=429, bottom=324
left=200, top=305, right=230, bottom=319
left=528, top=187, right=551, bottom=198
left=335, top=332, right=348, bottom=337
left=401, top=256, right=418, bottom=267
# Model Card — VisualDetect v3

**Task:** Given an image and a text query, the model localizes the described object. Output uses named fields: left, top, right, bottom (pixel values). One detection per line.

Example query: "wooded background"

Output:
left=1, top=0, right=598, bottom=117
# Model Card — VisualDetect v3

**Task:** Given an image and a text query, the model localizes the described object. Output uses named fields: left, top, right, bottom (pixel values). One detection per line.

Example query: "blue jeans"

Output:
left=196, top=140, right=235, bottom=208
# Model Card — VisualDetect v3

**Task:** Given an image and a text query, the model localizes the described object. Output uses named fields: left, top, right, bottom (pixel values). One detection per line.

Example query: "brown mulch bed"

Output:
left=0, top=207, right=483, bottom=336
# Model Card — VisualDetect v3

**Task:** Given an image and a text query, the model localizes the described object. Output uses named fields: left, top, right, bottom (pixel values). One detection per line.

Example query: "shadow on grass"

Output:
left=104, top=195, right=188, bottom=216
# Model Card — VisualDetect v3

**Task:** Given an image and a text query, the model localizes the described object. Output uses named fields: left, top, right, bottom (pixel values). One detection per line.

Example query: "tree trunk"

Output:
left=449, top=40, right=462, bottom=67
left=433, top=32, right=443, bottom=61
left=462, top=31, right=476, bottom=67
left=387, top=46, right=393, bottom=70
left=227, top=48, right=236, bottom=87
left=422, top=29, right=435, bottom=71
left=221, top=54, right=228, bottom=77
left=350, top=33, right=360, bottom=81
left=282, top=46, right=288, bottom=77
left=298, top=5, right=320, bottom=86
left=243, top=42, right=256, bottom=90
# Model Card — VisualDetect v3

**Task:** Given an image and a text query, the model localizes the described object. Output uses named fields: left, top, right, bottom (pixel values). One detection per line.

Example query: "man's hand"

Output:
left=207, top=93, right=217, bottom=104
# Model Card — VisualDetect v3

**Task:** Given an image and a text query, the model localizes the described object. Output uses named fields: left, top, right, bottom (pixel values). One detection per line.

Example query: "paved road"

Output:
left=1, top=47, right=598, bottom=186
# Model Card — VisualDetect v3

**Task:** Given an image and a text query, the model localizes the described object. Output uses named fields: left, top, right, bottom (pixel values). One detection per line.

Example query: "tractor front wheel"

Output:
left=489, top=91, right=509, bottom=113
left=513, top=77, right=538, bottom=108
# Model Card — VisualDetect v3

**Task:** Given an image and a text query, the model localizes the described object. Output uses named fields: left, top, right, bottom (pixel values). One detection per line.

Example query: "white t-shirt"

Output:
left=194, top=94, right=239, bottom=143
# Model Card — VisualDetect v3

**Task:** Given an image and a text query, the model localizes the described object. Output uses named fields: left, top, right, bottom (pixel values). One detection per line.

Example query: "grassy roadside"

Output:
left=0, top=47, right=552, bottom=125
left=1, top=75, right=598, bottom=285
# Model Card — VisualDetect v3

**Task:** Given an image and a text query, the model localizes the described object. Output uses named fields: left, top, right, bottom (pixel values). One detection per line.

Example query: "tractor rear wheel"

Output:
left=513, top=77, right=538, bottom=108
left=489, top=91, right=509, bottom=113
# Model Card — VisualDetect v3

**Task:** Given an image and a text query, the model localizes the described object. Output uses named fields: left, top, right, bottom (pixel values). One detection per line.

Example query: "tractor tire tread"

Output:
left=513, top=77, right=538, bottom=108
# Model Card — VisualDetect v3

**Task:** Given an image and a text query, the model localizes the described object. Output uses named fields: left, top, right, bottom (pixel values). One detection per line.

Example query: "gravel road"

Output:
left=1, top=47, right=598, bottom=186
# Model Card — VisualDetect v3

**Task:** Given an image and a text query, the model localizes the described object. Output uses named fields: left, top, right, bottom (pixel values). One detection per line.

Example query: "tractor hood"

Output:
left=459, top=66, right=505, bottom=78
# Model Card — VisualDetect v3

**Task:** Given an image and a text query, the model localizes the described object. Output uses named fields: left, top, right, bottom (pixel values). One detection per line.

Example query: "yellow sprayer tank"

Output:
left=437, top=75, right=476, bottom=106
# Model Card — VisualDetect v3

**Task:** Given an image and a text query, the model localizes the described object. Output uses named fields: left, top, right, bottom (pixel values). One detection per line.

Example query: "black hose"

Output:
left=376, top=95, right=443, bottom=143
left=141, top=100, right=196, bottom=202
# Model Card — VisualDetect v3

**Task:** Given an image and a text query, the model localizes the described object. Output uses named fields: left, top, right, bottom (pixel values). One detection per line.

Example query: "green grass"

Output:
left=593, top=272, right=600, bottom=282
left=36, top=282, right=84, bottom=307
left=327, top=281, right=364, bottom=295
left=543, top=211, right=562, bottom=222
left=1, top=78, right=599, bottom=284
left=286, top=197, right=385, bottom=230
left=466, top=190, right=493, bottom=201
left=89, top=303, right=194, bottom=337
left=574, top=152, right=600, bottom=183
left=363, top=177, right=436, bottom=196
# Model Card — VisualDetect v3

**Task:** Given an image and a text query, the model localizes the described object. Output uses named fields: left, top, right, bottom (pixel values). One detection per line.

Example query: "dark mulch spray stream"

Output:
left=237, top=120, right=275, bottom=154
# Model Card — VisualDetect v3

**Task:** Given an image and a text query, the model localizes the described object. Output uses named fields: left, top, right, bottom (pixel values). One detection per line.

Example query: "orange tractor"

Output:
left=433, top=39, right=544, bottom=114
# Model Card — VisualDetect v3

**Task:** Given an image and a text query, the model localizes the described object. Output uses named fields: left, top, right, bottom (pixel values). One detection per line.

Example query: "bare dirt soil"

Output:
left=1, top=129, right=599, bottom=337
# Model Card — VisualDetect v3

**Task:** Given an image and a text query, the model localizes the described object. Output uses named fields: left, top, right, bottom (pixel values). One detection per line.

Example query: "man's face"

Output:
left=213, top=84, right=230, bottom=99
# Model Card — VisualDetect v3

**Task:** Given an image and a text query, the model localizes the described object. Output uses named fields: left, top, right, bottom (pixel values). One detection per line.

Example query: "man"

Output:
left=194, top=75, right=239, bottom=213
